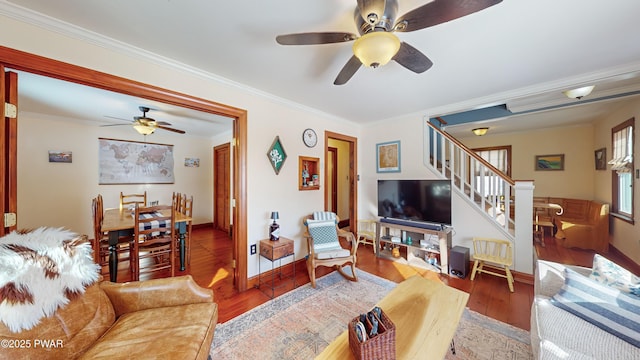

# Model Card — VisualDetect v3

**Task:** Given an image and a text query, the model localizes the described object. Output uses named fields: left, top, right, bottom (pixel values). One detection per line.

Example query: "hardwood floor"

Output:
left=105, top=226, right=639, bottom=331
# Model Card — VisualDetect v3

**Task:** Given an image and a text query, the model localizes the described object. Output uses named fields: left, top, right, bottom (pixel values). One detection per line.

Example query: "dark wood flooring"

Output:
left=105, top=227, right=640, bottom=331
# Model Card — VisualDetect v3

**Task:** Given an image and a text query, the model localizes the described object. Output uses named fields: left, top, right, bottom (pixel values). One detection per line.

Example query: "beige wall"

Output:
left=593, top=100, right=640, bottom=264
left=17, top=111, right=226, bottom=236
left=459, top=124, right=595, bottom=199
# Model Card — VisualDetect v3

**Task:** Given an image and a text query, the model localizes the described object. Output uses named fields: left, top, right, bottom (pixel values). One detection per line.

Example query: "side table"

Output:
left=258, top=237, right=295, bottom=298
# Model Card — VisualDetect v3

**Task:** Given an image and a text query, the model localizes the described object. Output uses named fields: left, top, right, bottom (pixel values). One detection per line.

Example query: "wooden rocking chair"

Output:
left=303, top=212, right=358, bottom=288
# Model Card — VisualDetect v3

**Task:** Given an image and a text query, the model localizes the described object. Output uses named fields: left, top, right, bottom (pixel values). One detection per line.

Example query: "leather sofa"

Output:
left=536, top=197, right=610, bottom=253
left=0, top=275, right=218, bottom=359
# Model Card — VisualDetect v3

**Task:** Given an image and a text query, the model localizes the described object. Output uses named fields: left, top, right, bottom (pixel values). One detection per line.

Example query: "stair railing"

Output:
left=425, top=120, right=515, bottom=235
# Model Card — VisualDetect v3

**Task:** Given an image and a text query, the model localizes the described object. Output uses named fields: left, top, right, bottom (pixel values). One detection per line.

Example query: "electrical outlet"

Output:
left=250, top=244, right=257, bottom=255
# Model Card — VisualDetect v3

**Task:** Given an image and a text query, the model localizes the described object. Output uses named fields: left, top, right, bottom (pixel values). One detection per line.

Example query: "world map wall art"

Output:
left=98, top=138, right=175, bottom=184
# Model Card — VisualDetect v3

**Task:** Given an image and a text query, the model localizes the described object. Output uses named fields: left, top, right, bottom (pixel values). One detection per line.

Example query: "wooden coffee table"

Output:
left=315, top=275, right=469, bottom=360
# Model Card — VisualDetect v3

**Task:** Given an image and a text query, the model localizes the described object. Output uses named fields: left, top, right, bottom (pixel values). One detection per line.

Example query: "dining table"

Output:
left=532, top=202, right=564, bottom=247
left=101, top=207, right=192, bottom=282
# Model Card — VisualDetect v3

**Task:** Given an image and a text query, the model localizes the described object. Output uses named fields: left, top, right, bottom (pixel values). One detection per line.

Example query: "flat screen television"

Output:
left=377, top=179, right=452, bottom=225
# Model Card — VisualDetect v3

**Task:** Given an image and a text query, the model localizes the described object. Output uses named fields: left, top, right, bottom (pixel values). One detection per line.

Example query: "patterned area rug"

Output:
left=210, top=270, right=532, bottom=359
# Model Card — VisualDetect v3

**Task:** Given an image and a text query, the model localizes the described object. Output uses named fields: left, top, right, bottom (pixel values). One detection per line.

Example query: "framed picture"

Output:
left=184, top=157, right=200, bottom=167
left=98, top=138, right=174, bottom=184
left=535, top=154, right=564, bottom=171
left=376, top=140, right=401, bottom=173
left=594, top=148, right=607, bottom=170
left=48, top=151, right=72, bottom=163
left=267, top=136, right=287, bottom=175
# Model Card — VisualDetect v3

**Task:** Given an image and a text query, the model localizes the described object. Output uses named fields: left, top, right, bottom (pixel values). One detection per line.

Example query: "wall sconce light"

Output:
left=563, top=85, right=595, bottom=100
left=269, top=211, right=280, bottom=241
left=472, top=127, right=489, bottom=136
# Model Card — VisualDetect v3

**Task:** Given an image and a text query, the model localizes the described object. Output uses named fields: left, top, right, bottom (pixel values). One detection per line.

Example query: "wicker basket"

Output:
left=348, top=308, right=396, bottom=360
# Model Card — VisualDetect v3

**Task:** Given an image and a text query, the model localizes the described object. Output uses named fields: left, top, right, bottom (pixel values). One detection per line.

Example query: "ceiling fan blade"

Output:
left=395, top=0, right=502, bottom=33
left=357, top=0, right=387, bottom=23
left=392, top=42, right=433, bottom=74
left=155, top=121, right=171, bottom=126
left=100, top=123, right=130, bottom=127
left=276, top=32, right=357, bottom=45
left=334, top=55, right=362, bottom=85
left=104, top=115, right=133, bottom=123
left=157, top=125, right=185, bottom=134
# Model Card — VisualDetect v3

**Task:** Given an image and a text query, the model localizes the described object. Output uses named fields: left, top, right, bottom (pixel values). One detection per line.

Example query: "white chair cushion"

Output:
left=315, top=248, right=351, bottom=260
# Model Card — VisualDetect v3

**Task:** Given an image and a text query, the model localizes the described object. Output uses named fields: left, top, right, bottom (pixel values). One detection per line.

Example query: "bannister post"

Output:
left=514, top=181, right=535, bottom=274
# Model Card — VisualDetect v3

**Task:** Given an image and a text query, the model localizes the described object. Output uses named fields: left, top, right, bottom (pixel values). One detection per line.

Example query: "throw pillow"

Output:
left=551, top=268, right=640, bottom=348
left=306, top=219, right=340, bottom=249
left=589, top=254, right=640, bottom=297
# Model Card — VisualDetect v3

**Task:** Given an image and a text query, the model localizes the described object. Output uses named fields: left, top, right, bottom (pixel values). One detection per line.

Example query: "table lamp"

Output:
left=269, top=211, right=280, bottom=241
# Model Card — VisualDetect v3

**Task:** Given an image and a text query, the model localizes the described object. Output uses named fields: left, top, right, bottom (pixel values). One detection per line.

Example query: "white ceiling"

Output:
left=4, top=0, right=640, bottom=137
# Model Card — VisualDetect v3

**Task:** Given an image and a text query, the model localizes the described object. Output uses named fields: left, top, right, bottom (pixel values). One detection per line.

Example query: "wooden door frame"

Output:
left=327, top=147, right=338, bottom=214
left=324, top=131, right=357, bottom=230
left=0, top=46, right=250, bottom=290
left=1, top=67, right=18, bottom=236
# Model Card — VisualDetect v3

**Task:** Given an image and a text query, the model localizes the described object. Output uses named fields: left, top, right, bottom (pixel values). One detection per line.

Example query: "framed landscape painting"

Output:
left=535, top=154, right=564, bottom=171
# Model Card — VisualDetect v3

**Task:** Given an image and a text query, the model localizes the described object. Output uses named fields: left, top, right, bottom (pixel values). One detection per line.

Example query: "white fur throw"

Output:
left=0, top=227, right=100, bottom=333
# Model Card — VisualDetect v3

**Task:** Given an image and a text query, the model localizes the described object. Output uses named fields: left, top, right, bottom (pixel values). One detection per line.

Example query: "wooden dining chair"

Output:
left=132, top=203, right=176, bottom=281
left=120, top=191, right=147, bottom=210
left=91, top=194, right=134, bottom=276
left=180, top=194, right=194, bottom=265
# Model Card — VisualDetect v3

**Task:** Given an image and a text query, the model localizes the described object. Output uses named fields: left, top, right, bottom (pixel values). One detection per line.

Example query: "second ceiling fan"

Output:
left=276, top=0, right=502, bottom=85
left=103, top=106, right=186, bottom=135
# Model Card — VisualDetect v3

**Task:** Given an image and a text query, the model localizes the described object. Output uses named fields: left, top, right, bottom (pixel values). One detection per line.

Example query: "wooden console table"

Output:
left=375, top=220, right=453, bottom=274
left=316, top=275, right=469, bottom=359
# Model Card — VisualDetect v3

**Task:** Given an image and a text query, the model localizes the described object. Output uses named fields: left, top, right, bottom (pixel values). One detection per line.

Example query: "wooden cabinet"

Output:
left=299, top=156, right=320, bottom=190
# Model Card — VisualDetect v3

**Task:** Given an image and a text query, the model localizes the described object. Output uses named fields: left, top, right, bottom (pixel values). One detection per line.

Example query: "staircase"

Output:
left=423, top=120, right=535, bottom=274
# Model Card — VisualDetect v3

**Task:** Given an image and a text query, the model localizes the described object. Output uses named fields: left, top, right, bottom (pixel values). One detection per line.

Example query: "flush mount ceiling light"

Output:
left=133, top=124, right=155, bottom=135
left=563, top=85, right=595, bottom=100
left=472, top=127, right=489, bottom=136
left=352, top=31, right=401, bottom=68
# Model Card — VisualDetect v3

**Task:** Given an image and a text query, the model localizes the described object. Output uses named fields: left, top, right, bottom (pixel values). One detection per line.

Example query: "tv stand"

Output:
left=375, top=220, right=452, bottom=274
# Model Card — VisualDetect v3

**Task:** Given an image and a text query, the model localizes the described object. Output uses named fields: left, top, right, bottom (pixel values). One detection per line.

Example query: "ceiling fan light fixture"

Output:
left=472, top=127, right=489, bottom=136
left=133, top=124, right=155, bottom=135
left=563, top=85, right=595, bottom=100
left=352, top=31, right=401, bottom=68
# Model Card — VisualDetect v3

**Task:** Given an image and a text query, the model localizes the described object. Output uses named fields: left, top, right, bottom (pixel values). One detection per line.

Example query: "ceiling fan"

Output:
left=103, top=106, right=186, bottom=135
left=276, top=0, right=502, bottom=85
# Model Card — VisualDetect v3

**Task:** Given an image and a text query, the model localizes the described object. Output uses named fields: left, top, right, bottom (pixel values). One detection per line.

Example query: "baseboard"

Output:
left=192, top=222, right=213, bottom=230
left=609, top=244, right=640, bottom=274
left=247, top=258, right=305, bottom=289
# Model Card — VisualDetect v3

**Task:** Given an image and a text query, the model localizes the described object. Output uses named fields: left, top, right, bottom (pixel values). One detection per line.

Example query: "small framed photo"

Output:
left=535, top=154, right=564, bottom=171
left=48, top=151, right=72, bottom=163
left=594, top=148, right=606, bottom=170
left=376, top=140, right=401, bottom=173
left=184, top=158, right=200, bottom=167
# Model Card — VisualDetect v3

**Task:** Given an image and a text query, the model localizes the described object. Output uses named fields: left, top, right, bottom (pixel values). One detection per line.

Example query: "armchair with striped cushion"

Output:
left=303, top=212, right=358, bottom=288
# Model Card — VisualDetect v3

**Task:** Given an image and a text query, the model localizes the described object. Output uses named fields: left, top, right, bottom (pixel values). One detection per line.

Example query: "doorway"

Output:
left=325, top=131, right=358, bottom=231
left=0, top=46, right=250, bottom=291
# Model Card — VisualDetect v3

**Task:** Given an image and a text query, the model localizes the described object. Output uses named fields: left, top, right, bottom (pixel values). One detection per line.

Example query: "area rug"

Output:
left=210, top=270, right=532, bottom=359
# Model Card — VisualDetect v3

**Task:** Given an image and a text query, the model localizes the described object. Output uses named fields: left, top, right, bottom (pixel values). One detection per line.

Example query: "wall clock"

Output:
left=302, top=128, right=317, bottom=148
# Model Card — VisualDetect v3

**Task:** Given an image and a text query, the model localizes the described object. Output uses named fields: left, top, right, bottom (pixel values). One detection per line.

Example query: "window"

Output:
left=472, top=146, right=512, bottom=198
left=610, top=118, right=634, bottom=222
